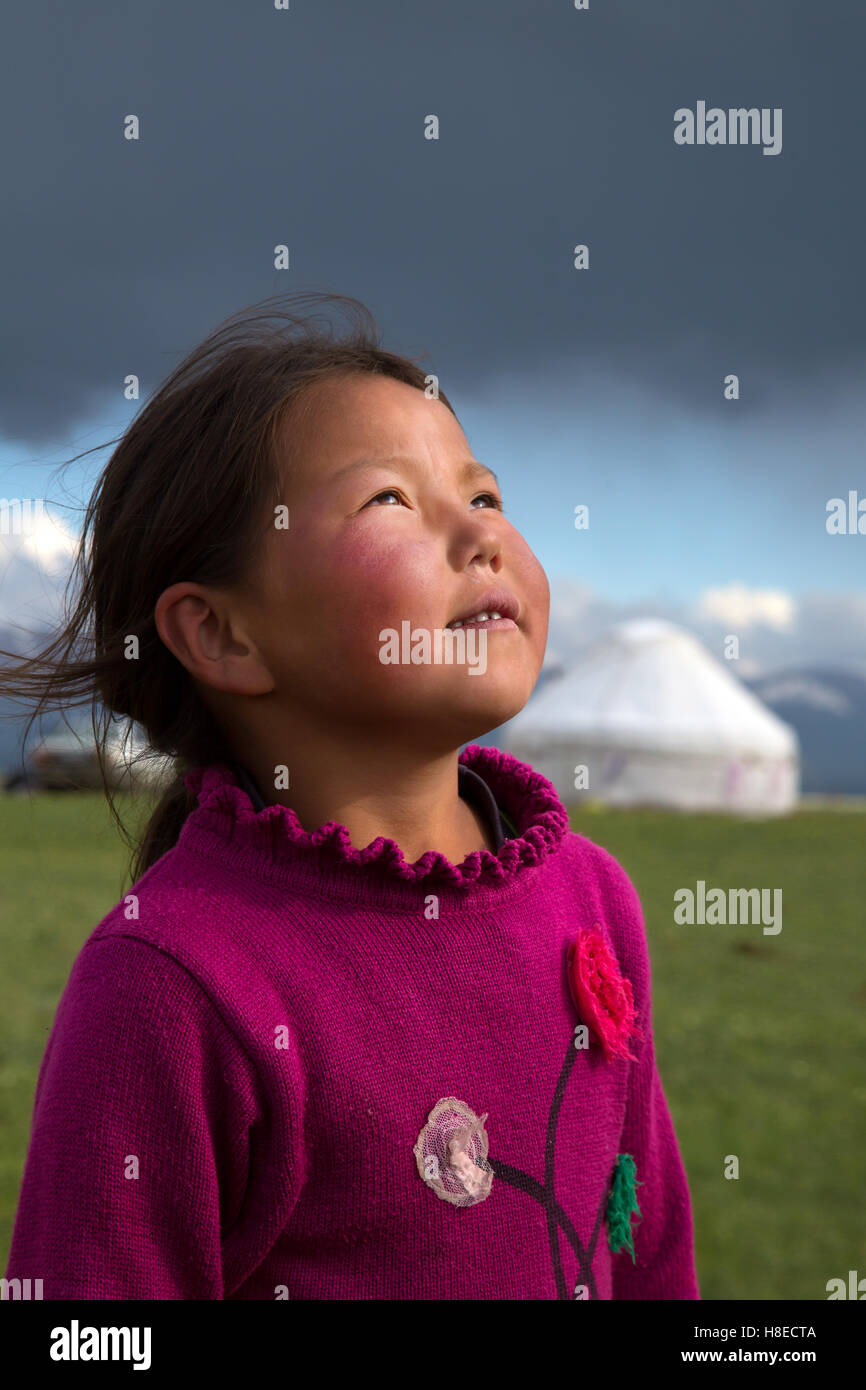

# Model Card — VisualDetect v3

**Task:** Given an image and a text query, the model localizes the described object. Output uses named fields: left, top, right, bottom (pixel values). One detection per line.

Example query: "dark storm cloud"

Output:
left=1, top=0, right=863, bottom=443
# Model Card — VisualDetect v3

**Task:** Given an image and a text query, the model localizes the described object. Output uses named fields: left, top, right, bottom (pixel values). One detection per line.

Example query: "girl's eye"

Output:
left=365, top=489, right=404, bottom=506
left=471, top=492, right=504, bottom=510
left=362, top=488, right=503, bottom=510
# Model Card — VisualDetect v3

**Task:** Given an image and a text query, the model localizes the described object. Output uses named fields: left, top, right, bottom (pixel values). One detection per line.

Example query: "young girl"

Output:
left=3, top=292, right=699, bottom=1300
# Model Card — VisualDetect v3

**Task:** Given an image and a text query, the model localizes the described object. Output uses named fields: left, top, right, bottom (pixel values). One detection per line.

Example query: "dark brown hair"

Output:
left=0, top=291, right=457, bottom=887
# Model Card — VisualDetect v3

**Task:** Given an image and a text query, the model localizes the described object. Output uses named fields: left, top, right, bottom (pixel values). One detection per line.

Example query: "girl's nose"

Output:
left=449, top=509, right=503, bottom=571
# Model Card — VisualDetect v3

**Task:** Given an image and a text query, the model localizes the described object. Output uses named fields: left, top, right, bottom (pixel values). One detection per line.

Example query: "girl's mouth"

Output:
left=446, top=589, right=521, bottom=631
left=446, top=611, right=518, bottom=632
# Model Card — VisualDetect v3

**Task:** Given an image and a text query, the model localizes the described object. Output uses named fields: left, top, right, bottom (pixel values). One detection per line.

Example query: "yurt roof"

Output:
left=508, top=619, right=798, bottom=757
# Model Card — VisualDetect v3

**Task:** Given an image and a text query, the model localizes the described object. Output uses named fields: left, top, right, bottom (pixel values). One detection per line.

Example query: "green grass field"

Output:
left=1, top=790, right=864, bottom=1299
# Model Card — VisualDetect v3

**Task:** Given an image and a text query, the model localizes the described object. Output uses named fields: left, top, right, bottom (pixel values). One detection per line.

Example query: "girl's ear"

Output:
left=154, top=582, right=274, bottom=696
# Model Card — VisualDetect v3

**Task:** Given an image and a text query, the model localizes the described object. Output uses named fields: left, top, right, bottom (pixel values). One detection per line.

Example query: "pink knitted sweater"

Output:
left=6, top=744, right=699, bottom=1300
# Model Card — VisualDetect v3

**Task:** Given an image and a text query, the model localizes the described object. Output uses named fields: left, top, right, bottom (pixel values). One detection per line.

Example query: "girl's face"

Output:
left=241, top=373, right=550, bottom=750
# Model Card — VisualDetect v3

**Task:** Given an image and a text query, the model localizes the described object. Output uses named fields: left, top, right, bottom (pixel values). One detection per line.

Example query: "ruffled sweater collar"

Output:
left=179, top=743, right=570, bottom=905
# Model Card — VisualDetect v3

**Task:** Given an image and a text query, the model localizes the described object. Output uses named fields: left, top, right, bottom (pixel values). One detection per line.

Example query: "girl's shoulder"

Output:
left=75, top=864, right=302, bottom=1079
left=556, top=825, right=644, bottom=914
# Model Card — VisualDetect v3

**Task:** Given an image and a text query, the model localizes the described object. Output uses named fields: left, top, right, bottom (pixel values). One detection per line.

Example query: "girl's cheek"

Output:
left=509, top=529, right=549, bottom=603
left=316, top=532, right=437, bottom=658
left=328, top=527, right=439, bottom=608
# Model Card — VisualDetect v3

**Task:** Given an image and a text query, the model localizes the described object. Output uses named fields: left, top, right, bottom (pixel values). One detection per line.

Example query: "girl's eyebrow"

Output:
left=329, top=455, right=499, bottom=489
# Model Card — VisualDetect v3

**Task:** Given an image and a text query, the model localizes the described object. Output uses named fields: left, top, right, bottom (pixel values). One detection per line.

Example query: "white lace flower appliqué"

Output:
left=413, top=1096, right=494, bottom=1207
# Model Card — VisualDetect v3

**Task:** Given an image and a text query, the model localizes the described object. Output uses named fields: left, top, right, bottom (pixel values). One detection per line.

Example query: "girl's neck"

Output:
left=236, top=727, right=498, bottom=864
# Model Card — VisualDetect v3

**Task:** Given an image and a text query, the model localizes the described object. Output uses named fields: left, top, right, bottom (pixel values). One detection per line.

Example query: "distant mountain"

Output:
left=745, top=667, right=866, bottom=794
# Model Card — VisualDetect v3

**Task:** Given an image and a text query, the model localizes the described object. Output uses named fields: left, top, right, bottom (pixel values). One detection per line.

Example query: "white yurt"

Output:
left=504, top=619, right=800, bottom=814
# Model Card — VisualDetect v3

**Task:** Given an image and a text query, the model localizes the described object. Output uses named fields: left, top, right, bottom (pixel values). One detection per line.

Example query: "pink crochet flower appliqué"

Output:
left=414, top=1097, right=494, bottom=1207
left=567, top=927, right=644, bottom=1063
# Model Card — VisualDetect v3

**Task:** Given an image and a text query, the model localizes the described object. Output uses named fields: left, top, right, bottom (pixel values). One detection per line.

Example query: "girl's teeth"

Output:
left=449, top=610, right=504, bottom=628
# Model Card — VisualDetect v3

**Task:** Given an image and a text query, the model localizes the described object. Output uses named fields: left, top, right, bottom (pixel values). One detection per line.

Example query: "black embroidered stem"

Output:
left=487, top=1158, right=599, bottom=1299
left=544, top=1029, right=580, bottom=1298
left=486, top=1026, right=619, bottom=1300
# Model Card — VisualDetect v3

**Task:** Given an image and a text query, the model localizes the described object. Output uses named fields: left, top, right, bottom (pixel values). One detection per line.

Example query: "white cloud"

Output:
left=17, top=510, right=79, bottom=573
left=548, top=580, right=866, bottom=678
left=0, top=508, right=80, bottom=632
left=696, top=584, right=796, bottom=632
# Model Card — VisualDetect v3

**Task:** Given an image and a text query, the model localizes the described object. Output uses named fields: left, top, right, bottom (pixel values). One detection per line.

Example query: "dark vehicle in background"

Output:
left=3, top=711, right=175, bottom=794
